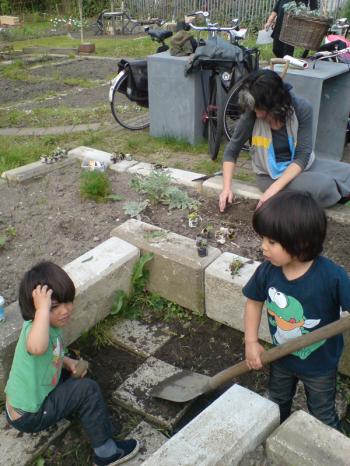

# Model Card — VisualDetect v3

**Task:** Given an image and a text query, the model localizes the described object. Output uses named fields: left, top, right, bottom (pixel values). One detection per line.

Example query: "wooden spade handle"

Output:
left=208, top=314, right=350, bottom=391
left=270, top=58, right=289, bottom=80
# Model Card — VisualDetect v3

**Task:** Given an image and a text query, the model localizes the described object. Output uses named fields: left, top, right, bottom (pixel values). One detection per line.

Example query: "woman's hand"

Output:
left=256, top=182, right=282, bottom=209
left=219, top=189, right=234, bottom=212
left=245, top=341, right=265, bottom=370
left=32, top=284, right=53, bottom=313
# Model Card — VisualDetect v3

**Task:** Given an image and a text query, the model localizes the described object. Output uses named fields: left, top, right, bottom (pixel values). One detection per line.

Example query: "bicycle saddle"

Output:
left=147, top=29, right=173, bottom=41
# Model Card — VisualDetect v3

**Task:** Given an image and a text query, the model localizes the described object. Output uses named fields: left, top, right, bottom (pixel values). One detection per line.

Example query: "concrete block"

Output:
left=111, top=219, right=221, bottom=314
left=68, top=146, right=113, bottom=166
left=109, top=160, right=138, bottom=173
left=0, top=302, right=25, bottom=400
left=128, top=162, right=154, bottom=177
left=205, top=253, right=271, bottom=343
left=266, top=410, right=350, bottom=466
left=141, top=384, right=280, bottom=466
left=112, top=356, right=190, bottom=429
left=127, top=421, right=168, bottom=465
left=110, top=319, right=172, bottom=358
left=148, top=51, right=209, bottom=144
left=0, top=413, right=69, bottom=466
left=63, top=237, right=139, bottom=344
left=166, top=168, right=204, bottom=189
left=202, top=176, right=261, bottom=200
left=1, top=158, right=76, bottom=183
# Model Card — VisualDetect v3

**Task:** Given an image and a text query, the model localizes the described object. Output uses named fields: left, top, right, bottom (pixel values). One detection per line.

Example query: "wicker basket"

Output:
left=280, top=13, right=332, bottom=50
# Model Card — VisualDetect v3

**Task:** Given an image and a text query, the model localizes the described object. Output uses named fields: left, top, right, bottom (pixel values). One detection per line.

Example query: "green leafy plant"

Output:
left=79, top=171, right=111, bottom=202
left=5, top=225, right=16, bottom=237
left=283, top=1, right=323, bottom=17
left=122, top=200, right=149, bottom=217
left=0, top=236, right=7, bottom=249
left=131, top=170, right=172, bottom=205
left=131, top=170, right=198, bottom=210
left=110, top=253, right=154, bottom=319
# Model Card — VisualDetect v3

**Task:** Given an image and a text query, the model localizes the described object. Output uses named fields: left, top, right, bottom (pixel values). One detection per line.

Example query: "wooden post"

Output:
left=110, top=0, right=116, bottom=35
left=77, top=0, right=84, bottom=44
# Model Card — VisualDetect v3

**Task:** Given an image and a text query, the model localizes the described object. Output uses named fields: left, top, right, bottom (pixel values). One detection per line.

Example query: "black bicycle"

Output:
left=187, top=11, right=259, bottom=160
left=109, top=27, right=172, bottom=130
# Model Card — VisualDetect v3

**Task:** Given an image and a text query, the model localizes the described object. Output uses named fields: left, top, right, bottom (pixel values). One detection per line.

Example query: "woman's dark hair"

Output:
left=18, top=261, right=75, bottom=320
left=253, top=190, right=327, bottom=262
left=241, top=69, right=293, bottom=123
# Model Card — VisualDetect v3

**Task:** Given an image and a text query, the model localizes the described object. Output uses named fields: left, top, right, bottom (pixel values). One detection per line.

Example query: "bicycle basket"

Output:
left=280, top=13, right=332, bottom=50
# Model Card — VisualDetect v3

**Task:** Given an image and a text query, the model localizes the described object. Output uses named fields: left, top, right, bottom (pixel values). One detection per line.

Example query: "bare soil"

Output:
left=1, top=56, right=349, bottom=466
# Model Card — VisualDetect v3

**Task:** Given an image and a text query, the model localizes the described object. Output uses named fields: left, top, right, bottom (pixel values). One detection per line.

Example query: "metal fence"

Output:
left=124, top=0, right=348, bottom=24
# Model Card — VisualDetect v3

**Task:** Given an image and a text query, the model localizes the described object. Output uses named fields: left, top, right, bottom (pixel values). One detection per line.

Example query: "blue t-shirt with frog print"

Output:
left=243, top=256, right=350, bottom=376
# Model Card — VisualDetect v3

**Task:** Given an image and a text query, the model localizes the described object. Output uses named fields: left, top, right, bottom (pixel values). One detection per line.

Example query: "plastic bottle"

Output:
left=0, top=295, right=5, bottom=322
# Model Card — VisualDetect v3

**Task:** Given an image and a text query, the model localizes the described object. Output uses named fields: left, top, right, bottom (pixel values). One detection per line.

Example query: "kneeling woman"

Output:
left=219, top=69, right=350, bottom=211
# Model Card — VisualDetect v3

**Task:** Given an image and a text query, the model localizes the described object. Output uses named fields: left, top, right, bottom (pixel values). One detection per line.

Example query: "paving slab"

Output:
left=112, top=356, right=191, bottom=430
left=109, top=160, right=139, bottom=173
left=166, top=167, right=204, bottom=189
left=202, top=176, right=261, bottom=200
left=141, top=384, right=280, bottom=466
left=111, top=219, right=221, bottom=314
left=127, top=162, right=154, bottom=177
left=127, top=421, right=168, bottom=465
left=0, top=413, right=70, bottom=466
left=110, top=319, right=173, bottom=358
left=205, top=252, right=271, bottom=342
left=68, top=146, right=113, bottom=166
left=1, top=157, right=76, bottom=183
left=266, top=410, right=350, bottom=466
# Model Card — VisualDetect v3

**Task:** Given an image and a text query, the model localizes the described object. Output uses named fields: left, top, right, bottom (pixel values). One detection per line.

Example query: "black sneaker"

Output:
left=94, top=439, right=139, bottom=466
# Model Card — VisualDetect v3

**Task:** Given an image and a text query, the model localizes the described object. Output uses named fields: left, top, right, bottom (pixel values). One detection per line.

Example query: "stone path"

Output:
left=0, top=122, right=115, bottom=136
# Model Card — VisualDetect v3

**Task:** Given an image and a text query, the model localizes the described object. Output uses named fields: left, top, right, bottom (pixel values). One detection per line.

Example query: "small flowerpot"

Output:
left=188, top=217, right=199, bottom=228
left=197, top=246, right=208, bottom=257
left=78, top=43, right=96, bottom=54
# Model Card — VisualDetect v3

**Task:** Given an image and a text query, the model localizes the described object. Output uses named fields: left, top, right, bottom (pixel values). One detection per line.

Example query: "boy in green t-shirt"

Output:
left=5, top=261, right=139, bottom=466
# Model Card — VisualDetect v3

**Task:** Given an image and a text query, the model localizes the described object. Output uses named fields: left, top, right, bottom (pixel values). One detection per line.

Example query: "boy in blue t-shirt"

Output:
left=243, top=190, right=350, bottom=429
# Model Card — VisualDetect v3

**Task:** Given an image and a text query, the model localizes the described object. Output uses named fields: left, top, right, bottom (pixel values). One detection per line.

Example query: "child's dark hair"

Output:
left=19, top=261, right=75, bottom=320
left=253, top=190, right=327, bottom=262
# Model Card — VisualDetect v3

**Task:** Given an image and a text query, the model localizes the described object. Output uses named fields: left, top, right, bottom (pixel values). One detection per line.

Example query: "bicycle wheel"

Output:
left=208, top=74, right=225, bottom=161
left=110, top=72, right=149, bottom=131
left=223, top=78, right=246, bottom=141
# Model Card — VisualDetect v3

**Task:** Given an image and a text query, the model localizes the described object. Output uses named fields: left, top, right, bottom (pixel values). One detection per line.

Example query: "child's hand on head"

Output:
left=32, top=284, right=53, bottom=313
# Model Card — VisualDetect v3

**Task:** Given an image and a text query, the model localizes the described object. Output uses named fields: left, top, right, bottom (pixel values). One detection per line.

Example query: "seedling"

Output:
left=230, top=259, right=244, bottom=277
left=5, top=225, right=16, bottom=237
left=188, top=210, right=199, bottom=228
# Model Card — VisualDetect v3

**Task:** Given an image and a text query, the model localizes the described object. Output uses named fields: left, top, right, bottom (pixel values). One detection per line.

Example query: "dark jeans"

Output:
left=6, top=373, right=114, bottom=448
left=269, top=363, right=339, bottom=429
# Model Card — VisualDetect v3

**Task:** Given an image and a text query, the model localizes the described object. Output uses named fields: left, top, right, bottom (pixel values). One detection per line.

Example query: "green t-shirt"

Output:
left=5, top=321, right=64, bottom=413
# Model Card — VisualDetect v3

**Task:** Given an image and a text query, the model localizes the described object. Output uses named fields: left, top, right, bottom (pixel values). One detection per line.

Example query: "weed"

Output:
left=79, top=171, right=111, bottom=202
left=0, top=236, right=7, bottom=248
left=230, top=259, right=244, bottom=277
left=122, top=200, right=149, bottom=218
left=105, top=194, right=124, bottom=202
left=110, top=253, right=154, bottom=319
left=5, top=225, right=16, bottom=237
